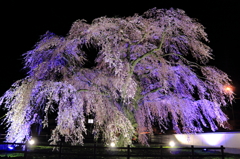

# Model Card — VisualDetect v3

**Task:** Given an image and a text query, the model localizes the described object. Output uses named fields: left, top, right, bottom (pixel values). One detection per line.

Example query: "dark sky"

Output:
left=1, top=1, right=240, bottom=102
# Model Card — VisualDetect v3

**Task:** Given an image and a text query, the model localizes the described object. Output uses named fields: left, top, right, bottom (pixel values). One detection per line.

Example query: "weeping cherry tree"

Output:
left=0, top=8, right=234, bottom=146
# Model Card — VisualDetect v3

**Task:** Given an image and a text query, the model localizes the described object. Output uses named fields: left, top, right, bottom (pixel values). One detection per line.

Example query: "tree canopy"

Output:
left=0, top=8, right=233, bottom=146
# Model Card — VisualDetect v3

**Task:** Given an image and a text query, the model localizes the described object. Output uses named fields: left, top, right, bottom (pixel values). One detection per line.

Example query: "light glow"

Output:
left=28, top=139, right=35, bottom=145
left=8, top=145, right=14, bottom=150
left=174, top=133, right=229, bottom=146
left=169, top=141, right=175, bottom=147
left=202, top=148, right=208, bottom=151
left=225, top=87, right=231, bottom=91
left=174, top=134, right=190, bottom=145
left=88, top=119, right=94, bottom=123
left=110, top=142, right=115, bottom=147
left=224, top=85, right=234, bottom=93
left=201, top=133, right=225, bottom=146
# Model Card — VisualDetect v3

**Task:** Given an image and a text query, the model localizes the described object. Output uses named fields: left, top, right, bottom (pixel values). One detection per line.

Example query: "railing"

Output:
left=0, top=142, right=225, bottom=159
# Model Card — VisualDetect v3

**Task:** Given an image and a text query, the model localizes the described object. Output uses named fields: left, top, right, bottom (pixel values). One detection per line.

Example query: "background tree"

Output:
left=0, top=8, right=234, bottom=146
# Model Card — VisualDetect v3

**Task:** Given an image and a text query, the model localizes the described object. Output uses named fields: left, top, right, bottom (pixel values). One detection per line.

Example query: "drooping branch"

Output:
left=131, top=30, right=167, bottom=69
left=0, top=8, right=233, bottom=147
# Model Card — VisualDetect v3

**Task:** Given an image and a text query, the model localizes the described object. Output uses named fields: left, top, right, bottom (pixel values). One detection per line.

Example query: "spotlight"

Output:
left=28, top=139, right=35, bottom=145
left=169, top=141, right=175, bottom=147
left=110, top=142, right=115, bottom=147
left=8, top=145, right=14, bottom=150
left=202, top=148, right=208, bottom=151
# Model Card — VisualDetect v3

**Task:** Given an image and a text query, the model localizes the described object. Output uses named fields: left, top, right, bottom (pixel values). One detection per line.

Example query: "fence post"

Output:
left=191, top=145, right=194, bottom=159
left=221, top=145, right=225, bottom=159
left=93, top=143, right=96, bottom=159
left=58, top=142, right=62, bottom=159
left=160, top=145, right=163, bottom=159
left=127, top=145, right=130, bottom=159
left=24, top=143, right=28, bottom=159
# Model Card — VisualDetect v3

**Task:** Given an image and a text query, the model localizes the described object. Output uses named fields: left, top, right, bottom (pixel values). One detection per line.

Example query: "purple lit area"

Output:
left=201, top=133, right=226, bottom=146
left=174, top=132, right=240, bottom=153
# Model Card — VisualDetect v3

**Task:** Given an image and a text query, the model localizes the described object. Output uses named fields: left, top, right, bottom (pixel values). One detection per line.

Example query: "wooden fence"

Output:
left=0, top=142, right=225, bottom=159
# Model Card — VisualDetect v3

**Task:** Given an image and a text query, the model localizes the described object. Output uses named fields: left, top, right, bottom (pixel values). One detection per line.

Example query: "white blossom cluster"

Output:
left=0, top=8, right=233, bottom=146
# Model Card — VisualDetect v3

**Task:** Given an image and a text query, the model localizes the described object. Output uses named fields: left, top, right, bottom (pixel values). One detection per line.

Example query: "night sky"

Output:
left=1, top=1, right=240, bottom=123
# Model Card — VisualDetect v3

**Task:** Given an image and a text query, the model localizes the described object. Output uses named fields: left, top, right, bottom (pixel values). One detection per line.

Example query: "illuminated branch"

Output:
left=0, top=8, right=233, bottom=147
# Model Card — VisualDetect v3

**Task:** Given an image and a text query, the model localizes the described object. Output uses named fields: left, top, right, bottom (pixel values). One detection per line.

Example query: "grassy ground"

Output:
left=0, top=144, right=239, bottom=159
